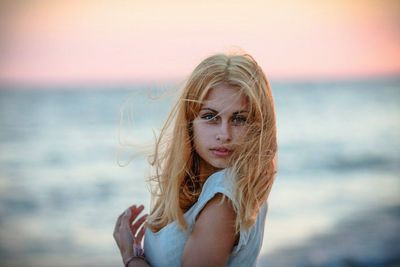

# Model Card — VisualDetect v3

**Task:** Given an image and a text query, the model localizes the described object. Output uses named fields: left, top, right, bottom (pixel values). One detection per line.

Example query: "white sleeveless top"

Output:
left=144, top=169, right=269, bottom=267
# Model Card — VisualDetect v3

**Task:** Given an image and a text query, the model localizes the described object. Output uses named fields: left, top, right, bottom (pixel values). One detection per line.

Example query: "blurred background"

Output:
left=0, top=0, right=399, bottom=266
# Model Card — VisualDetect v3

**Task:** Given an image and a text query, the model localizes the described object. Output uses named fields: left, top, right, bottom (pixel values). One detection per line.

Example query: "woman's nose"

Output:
left=216, top=121, right=231, bottom=142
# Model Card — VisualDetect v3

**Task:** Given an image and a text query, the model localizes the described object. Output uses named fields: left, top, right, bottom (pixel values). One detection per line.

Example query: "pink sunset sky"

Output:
left=0, top=0, right=399, bottom=85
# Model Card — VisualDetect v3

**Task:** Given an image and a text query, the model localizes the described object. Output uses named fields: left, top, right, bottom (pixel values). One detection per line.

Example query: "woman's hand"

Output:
left=113, top=205, right=148, bottom=265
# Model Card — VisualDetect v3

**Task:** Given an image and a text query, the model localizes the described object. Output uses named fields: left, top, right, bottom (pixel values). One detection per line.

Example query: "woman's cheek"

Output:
left=234, top=127, right=247, bottom=142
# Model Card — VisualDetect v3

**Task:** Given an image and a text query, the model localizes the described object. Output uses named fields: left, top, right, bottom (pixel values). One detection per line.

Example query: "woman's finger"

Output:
left=136, top=224, right=146, bottom=244
left=129, top=205, right=144, bottom=223
left=113, top=211, right=126, bottom=236
left=130, top=213, right=148, bottom=236
left=113, top=204, right=145, bottom=241
left=121, top=207, right=134, bottom=229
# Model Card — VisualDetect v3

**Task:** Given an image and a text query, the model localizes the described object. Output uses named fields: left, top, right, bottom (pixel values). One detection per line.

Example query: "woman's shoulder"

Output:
left=200, top=169, right=235, bottom=201
left=189, top=169, right=238, bottom=223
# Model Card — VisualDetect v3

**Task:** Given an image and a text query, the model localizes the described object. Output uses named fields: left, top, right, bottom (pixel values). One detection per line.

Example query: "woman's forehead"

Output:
left=201, top=85, right=248, bottom=112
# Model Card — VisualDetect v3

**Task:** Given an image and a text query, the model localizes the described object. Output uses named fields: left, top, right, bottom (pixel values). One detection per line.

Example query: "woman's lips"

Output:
left=211, top=148, right=233, bottom=157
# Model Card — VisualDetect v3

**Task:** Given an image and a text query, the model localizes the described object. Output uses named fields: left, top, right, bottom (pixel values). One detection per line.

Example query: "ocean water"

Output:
left=0, top=78, right=399, bottom=267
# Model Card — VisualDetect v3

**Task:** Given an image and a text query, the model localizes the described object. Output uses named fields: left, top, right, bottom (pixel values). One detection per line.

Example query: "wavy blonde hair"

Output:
left=146, top=52, right=278, bottom=234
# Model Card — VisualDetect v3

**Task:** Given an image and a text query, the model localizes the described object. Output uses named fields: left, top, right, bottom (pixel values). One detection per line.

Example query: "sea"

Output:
left=0, top=77, right=399, bottom=267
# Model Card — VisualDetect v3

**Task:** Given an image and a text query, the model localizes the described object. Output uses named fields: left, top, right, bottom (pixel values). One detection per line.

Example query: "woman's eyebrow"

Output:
left=233, top=110, right=249, bottom=115
left=200, top=107, right=218, bottom=113
left=200, top=108, right=249, bottom=114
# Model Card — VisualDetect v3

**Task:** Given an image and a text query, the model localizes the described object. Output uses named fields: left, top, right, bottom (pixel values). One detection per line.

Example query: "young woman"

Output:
left=113, top=52, right=278, bottom=267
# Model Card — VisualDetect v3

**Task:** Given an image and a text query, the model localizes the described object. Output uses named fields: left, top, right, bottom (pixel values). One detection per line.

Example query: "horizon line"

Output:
left=1, top=72, right=399, bottom=90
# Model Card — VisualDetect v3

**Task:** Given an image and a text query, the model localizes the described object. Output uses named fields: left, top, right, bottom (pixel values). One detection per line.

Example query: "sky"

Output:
left=0, top=0, right=399, bottom=86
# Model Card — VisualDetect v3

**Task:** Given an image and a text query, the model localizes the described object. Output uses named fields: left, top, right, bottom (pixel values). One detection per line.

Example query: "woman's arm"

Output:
left=182, top=193, right=238, bottom=267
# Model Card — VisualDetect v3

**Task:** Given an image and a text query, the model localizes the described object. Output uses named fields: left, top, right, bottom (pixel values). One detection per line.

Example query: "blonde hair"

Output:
left=147, top=52, right=278, bottom=234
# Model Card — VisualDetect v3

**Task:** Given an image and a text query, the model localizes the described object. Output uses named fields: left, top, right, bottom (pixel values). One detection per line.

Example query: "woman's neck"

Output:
left=198, top=158, right=220, bottom=182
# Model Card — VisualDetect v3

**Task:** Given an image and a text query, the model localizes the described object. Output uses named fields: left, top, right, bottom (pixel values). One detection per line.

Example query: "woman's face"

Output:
left=192, top=84, right=249, bottom=173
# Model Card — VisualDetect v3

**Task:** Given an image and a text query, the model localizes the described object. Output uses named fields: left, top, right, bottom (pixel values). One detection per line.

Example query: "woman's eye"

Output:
left=201, top=113, right=218, bottom=122
left=232, top=115, right=247, bottom=125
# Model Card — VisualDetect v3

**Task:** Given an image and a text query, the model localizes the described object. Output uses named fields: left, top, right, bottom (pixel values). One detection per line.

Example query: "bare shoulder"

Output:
left=182, top=193, right=238, bottom=267
left=195, top=193, right=238, bottom=232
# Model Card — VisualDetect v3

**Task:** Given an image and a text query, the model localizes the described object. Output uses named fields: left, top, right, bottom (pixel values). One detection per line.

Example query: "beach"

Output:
left=0, top=77, right=399, bottom=266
